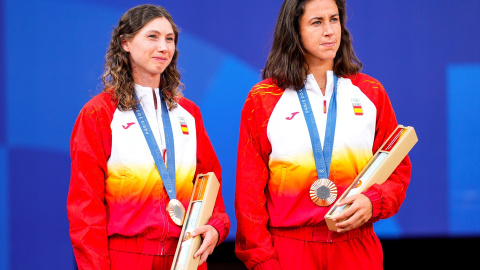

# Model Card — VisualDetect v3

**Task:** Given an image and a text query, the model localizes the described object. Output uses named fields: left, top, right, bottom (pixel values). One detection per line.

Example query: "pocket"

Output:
left=278, top=167, right=287, bottom=195
left=106, top=168, right=133, bottom=203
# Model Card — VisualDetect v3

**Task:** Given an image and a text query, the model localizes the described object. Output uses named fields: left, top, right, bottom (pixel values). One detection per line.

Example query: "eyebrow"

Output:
left=145, top=29, right=175, bottom=36
left=308, top=13, right=340, bottom=22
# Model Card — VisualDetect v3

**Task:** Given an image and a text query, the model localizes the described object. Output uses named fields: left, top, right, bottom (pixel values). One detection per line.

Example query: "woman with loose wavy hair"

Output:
left=263, top=0, right=362, bottom=90
left=102, top=4, right=183, bottom=111
left=236, top=0, right=411, bottom=269
left=68, top=4, right=230, bottom=270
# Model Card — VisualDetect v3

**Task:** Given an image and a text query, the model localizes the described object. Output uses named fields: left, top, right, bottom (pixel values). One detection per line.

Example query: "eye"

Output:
left=312, top=20, right=322, bottom=25
left=148, top=34, right=158, bottom=40
left=331, top=17, right=339, bottom=22
left=166, top=36, right=175, bottom=42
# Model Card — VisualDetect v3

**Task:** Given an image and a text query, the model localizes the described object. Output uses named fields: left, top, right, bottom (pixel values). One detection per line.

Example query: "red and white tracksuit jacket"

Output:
left=67, top=85, right=230, bottom=270
left=235, top=72, right=411, bottom=270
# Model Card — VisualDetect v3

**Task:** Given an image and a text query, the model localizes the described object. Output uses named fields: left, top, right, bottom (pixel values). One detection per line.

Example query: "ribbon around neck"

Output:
left=134, top=93, right=177, bottom=200
left=297, top=74, right=338, bottom=179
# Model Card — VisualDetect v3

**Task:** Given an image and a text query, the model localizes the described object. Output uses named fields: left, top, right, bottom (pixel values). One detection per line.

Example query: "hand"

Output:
left=190, top=225, right=219, bottom=265
left=332, top=194, right=373, bottom=233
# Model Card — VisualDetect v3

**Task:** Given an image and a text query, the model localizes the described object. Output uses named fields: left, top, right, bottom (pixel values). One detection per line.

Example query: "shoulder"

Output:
left=344, top=73, right=386, bottom=95
left=249, top=78, right=284, bottom=97
left=245, top=78, right=284, bottom=107
left=82, top=91, right=117, bottom=112
left=79, top=91, right=117, bottom=120
left=344, top=73, right=390, bottom=105
left=175, top=96, right=201, bottom=116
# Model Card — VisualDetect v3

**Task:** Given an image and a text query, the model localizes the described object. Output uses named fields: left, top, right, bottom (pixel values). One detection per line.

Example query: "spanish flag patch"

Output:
left=180, top=123, right=189, bottom=135
left=179, top=117, right=189, bottom=135
left=353, top=105, right=363, bottom=115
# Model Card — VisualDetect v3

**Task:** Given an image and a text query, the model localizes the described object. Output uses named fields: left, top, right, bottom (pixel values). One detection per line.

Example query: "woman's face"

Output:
left=299, top=0, right=341, bottom=68
left=122, top=17, right=175, bottom=86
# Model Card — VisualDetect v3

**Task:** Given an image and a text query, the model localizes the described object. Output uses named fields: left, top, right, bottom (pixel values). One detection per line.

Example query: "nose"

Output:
left=157, top=39, right=167, bottom=52
left=324, top=21, right=334, bottom=36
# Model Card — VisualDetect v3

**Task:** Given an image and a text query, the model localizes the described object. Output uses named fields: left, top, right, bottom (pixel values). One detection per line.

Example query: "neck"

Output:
left=307, top=60, right=334, bottom=95
left=133, top=72, right=161, bottom=89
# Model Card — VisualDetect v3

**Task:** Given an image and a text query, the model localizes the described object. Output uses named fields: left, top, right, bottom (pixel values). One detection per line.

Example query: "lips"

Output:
left=153, top=56, right=168, bottom=62
left=321, top=42, right=336, bottom=47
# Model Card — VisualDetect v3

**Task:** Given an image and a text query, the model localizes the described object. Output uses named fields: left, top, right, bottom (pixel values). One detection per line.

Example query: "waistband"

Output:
left=108, top=235, right=178, bottom=256
left=269, top=222, right=373, bottom=243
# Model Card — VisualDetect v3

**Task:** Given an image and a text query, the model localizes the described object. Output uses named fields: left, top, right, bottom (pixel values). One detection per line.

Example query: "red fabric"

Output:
left=109, top=250, right=208, bottom=270
left=346, top=74, right=412, bottom=222
left=67, top=93, right=230, bottom=270
left=235, top=75, right=411, bottom=270
left=108, top=236, right=208, bottom=270
left=235, top=81, right=284, bottom=270
left=271, top=227, right=383, bottom=270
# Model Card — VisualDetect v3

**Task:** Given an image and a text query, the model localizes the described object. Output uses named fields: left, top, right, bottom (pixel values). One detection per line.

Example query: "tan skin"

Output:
left=122, top=17, right=219, bottom=265
left=299, top=0, right=372, bottom=233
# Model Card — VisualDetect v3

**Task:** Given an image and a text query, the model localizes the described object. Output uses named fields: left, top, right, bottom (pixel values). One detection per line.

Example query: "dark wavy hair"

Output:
left=102, top=4, right=183, bottom=111
left=262, top=0, right=362, bottom=90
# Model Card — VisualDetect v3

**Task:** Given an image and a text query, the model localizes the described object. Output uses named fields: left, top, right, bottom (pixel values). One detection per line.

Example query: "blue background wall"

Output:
left=0, top=0, right=479, bottom=269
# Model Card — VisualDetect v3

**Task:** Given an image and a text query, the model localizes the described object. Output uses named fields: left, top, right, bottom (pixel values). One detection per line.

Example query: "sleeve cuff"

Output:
left=206, top=217, right=228, bottom=245
left=252, top=258, right=282, bottom=270
left=362, top=186, right=382, bottom=221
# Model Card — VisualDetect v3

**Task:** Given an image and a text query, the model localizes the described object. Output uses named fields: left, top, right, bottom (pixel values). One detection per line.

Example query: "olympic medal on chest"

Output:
left=167, top=199, right=186, bottom=226
left=310, top=178, right=337, bottom=206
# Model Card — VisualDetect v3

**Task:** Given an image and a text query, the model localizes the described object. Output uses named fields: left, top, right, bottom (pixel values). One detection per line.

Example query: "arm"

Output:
left=235, top=91, right=282, bottom=270
left=67, top=101, right=113, bottom=270
left=334, top=80, right=411, bottom=231
left=363, top=83, right=411, bottom=222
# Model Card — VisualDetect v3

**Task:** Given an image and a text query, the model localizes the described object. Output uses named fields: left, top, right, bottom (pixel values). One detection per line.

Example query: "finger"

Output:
left=194, top=239, right=210, bottom=258
left=332, top=203, right=356, bottom=222
left=335, top=195, right=355, bottom=206
left=198, top=249, right=209, bottom=265
left=336, top=212, right=361, bottom=232
left=336, top=206, right=371, bottom=232
left=190, top=225, right=209, bottom=237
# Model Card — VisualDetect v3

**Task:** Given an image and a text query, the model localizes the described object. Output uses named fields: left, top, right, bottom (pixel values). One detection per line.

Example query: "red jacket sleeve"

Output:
left=353, top=76, right=412, bottom=221
left=235, top=83, right=283, bottom=270
left=179, top=97, right=231, bottom=244
left=67, top=95, right=115, bottom=270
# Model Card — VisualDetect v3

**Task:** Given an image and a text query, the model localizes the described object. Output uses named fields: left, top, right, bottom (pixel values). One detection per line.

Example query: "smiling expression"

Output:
left=299, top=0, right=341, bottom=68
left=122, top=17, right=176, bottom=87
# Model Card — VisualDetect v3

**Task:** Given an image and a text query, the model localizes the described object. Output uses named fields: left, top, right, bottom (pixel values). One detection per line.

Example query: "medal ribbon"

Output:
left=297, top=74, right=338, bottom=179
left=134, top=93, right=177, bottom=201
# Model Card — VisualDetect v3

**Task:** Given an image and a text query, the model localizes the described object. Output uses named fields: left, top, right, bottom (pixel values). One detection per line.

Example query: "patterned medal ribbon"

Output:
left=297, top=73, right=339, bottom=207
left=134, top=92, right=185, bottom=226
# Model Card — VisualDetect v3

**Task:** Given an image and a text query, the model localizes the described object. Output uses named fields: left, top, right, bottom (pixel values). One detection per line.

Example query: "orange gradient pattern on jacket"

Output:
left=106, top=163, right=195, bottom=204
left=268, top=148, right=371, bottom=198
left=266, top=148, right=372, bottom=226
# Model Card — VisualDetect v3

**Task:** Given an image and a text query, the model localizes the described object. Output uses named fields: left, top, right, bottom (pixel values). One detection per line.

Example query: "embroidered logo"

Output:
left=122, top=122, right=136, bottom=129
left=286, top=112, right=300, bottom=120
left=351, top=98, right=363, bottom=116
left=179, top=117, right=189, bottom=135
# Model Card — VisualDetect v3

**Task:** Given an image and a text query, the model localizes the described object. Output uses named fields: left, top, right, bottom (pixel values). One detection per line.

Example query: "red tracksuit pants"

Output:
left=269, top=223, right=383, bottom=270
left=108, top=236, right=208, bottom=270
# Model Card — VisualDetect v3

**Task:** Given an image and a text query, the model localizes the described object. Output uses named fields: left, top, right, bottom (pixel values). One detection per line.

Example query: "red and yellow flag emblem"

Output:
left=179, top=117, right=189, bottom=135
left=353, top=105, right=363, bottom=115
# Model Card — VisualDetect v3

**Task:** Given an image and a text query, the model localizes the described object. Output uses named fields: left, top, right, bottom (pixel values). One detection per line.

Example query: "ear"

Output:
left=121, top=37, right=130, bottom=52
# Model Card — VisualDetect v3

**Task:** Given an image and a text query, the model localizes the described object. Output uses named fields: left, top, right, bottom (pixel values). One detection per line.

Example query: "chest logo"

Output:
left=351, top=98, right=363, bottom=116
left=122, top=122, right=136, bottom=129
left=286, top=112, right=300, bottom=120
left=179, top=117, right=189, bottom=135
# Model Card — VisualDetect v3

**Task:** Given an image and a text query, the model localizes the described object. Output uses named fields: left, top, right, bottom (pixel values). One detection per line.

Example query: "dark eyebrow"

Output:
left=308, top=13, right=339, bottom=22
